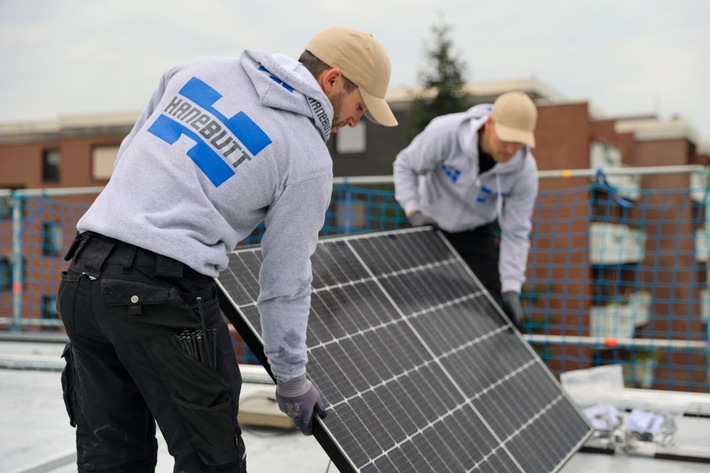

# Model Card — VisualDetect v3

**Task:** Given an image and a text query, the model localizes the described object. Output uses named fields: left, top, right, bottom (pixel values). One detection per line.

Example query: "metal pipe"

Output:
left=538, top=165, right=707, bottom=179
left=525, top=334, right=707, bottom=351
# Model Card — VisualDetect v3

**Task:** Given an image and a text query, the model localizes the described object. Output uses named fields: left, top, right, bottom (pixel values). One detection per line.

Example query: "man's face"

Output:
left=326, top=78, right=367, bottom=134
left=481, top=118, right=525, bottom=163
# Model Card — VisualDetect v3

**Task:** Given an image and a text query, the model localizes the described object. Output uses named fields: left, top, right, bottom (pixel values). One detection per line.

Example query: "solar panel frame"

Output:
left=217, top=227, right=593, bottom=473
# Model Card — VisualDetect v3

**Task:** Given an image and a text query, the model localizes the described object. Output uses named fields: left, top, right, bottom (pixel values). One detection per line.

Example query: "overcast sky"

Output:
left=1, top=0, right=708, bottom=146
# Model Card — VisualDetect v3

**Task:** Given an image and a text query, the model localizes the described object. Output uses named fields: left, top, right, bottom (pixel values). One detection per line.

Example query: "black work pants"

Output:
left=441, top=223, right=502, bottom=301
left=57, top=232, right=246, bottom=473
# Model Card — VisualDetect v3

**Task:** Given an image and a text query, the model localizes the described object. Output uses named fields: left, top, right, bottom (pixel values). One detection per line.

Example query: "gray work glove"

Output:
left=501, top=291, right=525, bottom=332
left=408, top=211, right=435, bottom=227
left=275, top=375, right=327, bottom=435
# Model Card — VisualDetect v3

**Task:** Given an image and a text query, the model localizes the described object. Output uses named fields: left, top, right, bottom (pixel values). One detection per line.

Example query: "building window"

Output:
left=92, top=145, right=119, bottom=180
left=42, top=221, right=64, bottom=257
left=336, top=122, right=367, bottom=154
left=43, top=149, right=61, bottom=182
left=0, top=257, right=10, bottom=291
left=42, top=295, right=59, bottom=321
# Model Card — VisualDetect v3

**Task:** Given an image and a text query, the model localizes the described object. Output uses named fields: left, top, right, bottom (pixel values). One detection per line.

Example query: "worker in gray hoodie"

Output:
left=393, top=91, right=538, bottom=331
left=57, top=26, right=397, bottom=473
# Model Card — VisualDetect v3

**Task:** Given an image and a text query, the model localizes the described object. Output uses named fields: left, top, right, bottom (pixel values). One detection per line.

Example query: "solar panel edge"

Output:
left=216, top=270, right=361, bottom=473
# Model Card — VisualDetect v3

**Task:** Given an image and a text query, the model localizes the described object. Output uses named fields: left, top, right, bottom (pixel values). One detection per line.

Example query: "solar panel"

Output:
left=217, top=227, right=593, bottom=473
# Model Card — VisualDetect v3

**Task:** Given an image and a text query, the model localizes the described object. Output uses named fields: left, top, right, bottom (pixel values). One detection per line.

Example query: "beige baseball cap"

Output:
left=491, top=91, right=537, bottom=147
left=306, top=26, right=398, bottom=127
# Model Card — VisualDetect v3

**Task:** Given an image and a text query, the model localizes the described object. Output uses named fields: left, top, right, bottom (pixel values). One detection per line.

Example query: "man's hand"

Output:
left=275, top=375, right=327, bottom=435
left=408, top=211, right=434, bottom=227
left=501, top=291, right=525, bottom=332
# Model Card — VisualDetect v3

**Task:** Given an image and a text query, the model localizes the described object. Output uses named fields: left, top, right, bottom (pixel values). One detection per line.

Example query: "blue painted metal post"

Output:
left=11, top=192, right=23, bottom=331
left=343, top=178, right=352, bottom=234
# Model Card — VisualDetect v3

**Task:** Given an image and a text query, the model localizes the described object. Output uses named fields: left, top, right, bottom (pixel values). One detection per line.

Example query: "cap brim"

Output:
left=494, top=122, right=535, bottom=148
left=360, top=89, right=398, bottom=127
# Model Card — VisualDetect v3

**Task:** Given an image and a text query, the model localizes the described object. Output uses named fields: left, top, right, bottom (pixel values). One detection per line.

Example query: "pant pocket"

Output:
left=60, top=343, right=77, bottom=427
left=143, top=336, right=238, bottom=466
left=102, top=278, right=195, bottom=340
left=57, top=271, right=81, bottom=334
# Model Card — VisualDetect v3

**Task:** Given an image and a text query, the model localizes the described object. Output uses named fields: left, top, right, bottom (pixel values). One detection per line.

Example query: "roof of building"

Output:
left=3, top=345, right=710, bottom=473
left=615, top=116, right=705, bottom=148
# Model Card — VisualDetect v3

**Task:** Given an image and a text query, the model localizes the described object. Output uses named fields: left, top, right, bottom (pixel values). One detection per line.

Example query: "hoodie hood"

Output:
left=241, top=49, right=333, bottom=143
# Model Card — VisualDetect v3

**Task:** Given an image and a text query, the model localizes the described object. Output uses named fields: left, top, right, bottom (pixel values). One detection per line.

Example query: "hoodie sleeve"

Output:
left=393, top=119, right=456, bottom=215
left=256, top=173, right=332, bottom=383
left=499, top=152, right=538, bottom=293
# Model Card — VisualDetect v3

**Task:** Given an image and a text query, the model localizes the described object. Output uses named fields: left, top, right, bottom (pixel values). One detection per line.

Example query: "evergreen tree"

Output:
left=407, top=17, right=472, bottom=140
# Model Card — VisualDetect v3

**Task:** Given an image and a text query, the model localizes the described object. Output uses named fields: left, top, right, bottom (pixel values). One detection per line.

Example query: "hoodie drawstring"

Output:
left=495, top=174, right=504, bottom=231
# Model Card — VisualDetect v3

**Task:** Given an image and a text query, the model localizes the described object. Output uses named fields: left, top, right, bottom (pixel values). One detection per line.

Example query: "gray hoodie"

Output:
left=77, top=50, right=334, bottom=382
left=393, top=104, right=538, bottom=294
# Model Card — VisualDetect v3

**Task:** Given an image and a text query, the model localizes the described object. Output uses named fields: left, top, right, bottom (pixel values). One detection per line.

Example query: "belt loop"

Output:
left=63, top=232, right=82, bottom=262
left=71, top=232, right=92, bottom=264
left=122, top=245, right=138, bottom=273
left=72, top=237, right=116, bottom=277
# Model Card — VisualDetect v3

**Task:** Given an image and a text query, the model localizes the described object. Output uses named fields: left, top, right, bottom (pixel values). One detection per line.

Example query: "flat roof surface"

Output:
left=2, top=344, right=709, bottom=473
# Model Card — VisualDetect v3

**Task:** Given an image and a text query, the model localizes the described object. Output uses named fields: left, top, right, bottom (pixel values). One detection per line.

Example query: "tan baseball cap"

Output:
left=491, top=91, right=537, bottom=147
left=306, top=26, right=398, bottom=127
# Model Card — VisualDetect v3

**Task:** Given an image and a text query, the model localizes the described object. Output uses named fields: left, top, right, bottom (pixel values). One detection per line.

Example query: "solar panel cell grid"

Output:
left=217, top=228, right=592, bottom=472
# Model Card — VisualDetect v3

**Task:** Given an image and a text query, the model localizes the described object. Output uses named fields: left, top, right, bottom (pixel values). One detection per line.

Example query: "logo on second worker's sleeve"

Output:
left=147, top=77, right=272, bottom=187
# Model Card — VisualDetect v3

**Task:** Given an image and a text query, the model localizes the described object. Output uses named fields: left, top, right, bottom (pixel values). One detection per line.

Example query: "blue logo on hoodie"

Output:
left=476, top=186, right=494, bottom=203
left=258, top=65, right=294, bottom=92
left=441, top=164, right=461, bottom=183
left=148, top=77, right=272, bottom=187
left=475, top=185, right=509, bottom=203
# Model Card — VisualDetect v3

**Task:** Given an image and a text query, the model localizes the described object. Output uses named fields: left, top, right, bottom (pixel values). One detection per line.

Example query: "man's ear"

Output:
left=319, top=68, right=343, bottom=94
left=481, top=116, right=496, bottom=135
